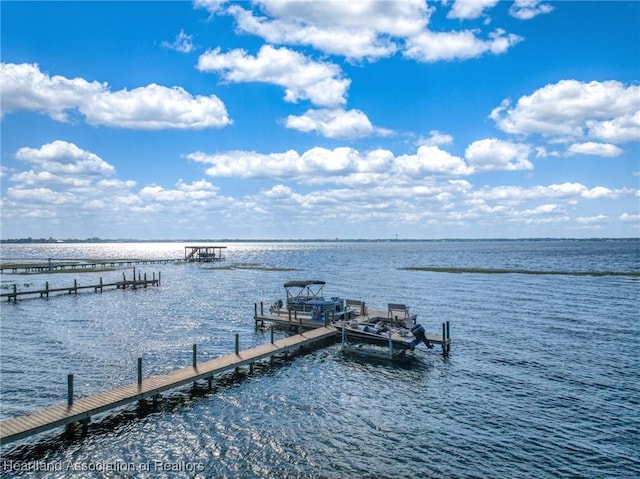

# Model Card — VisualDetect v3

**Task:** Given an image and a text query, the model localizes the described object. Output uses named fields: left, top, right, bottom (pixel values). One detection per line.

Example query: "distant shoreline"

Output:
left=1, top=237, right=638, bottom=244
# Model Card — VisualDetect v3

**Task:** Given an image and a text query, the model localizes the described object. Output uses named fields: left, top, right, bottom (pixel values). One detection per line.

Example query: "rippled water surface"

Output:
left=1, top=240, right=639, bottom=478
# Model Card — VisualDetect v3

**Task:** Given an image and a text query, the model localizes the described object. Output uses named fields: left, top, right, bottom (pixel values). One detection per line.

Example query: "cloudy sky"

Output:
left=1, top=1, right=638, bottom=240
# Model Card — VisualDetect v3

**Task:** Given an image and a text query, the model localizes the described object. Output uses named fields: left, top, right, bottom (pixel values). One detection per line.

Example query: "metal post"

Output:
left=192, top=344, right=197, bottom=368
left=137, top=357, right=143, bottom=385
left=67, top=374, right=74, bottom=406
left=235, top=334, right=239, bottom=355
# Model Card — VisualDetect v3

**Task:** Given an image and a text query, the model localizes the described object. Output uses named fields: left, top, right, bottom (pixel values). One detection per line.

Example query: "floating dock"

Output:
left=0, top=327, right=338, bottom=445
left=253, top=301, right=451, bottom=355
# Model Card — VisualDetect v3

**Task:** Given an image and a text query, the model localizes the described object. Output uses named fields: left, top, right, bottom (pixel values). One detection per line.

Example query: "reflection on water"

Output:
left=1, top=240, right=639, bottom=478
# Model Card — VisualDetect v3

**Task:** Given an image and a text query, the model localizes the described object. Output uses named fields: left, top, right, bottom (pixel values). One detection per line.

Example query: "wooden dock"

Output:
left=184, top=246, right=226, bottom=262
left=0, top=327, right=338, bottom=445
left=254, top=301, right=451, bottom=355
left=1, top=271, right=161, bottom=302
left=0, top=259, right=176, bottom=274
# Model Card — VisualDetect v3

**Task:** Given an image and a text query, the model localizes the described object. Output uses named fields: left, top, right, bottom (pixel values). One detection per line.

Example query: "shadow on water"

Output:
left=0, top=334, right=341, bottom=462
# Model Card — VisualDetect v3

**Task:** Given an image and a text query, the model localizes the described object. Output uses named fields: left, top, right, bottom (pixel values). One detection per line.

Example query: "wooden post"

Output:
left=260, top=301, right=264, bottom=316
left=137, top=357, right=143, bottom=385
left=298, top=314, right=302, bottom=333
left=158, top=271, right=161, bottom=286
left=45, top=281, right=49, bottom=298
left=12, top=284, right=17, bottom=302
left=192, top=344, right=197, bottom=368
left=235, top=334, right=239, bottom=355
left=67, top=374, right=74, bottom=406
left=99, top=277, right=103, bottom=292
left=74, top=279, right=78, bottom=295
left=442, top=323, right=447, bottom=356
left=132, top=268, right=137, bottom=289
left=446, top=321, right=451, bottom=355
left=254, top=303, right=258, bottom=320
left=271, top=327, right=274, bottom=344
left=144, top=272, right=147, bottom=288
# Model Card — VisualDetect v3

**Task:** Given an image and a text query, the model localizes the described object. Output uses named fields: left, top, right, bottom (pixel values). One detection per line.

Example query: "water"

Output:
left=1, top=240, right=639, bottom=478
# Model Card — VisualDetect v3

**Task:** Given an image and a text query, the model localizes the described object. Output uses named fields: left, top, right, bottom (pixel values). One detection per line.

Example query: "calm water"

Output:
left=1, top=240, right=639, bottom=478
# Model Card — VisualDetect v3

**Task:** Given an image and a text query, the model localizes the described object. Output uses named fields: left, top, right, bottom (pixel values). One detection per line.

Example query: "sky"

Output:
left=1, top=0, right=639, bottom=240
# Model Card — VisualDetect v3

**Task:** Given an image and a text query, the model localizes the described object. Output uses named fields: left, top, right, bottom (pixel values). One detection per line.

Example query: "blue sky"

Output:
left=1, top=0, right=638, bottom=240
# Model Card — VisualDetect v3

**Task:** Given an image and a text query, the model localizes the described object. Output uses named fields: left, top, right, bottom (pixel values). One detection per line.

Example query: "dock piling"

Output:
left=192, top=344, right=197, bottom=368
left=137, top=358, right=143, bottom=386
left=235, top=334, right=240, bottom=355
left=67, top=374, right=74, bottom=406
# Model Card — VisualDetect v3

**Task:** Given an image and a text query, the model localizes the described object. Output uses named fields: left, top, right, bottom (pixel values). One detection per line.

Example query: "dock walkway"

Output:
left=0, top=259, right=176, bottom=274
left=0, top=326, right=338, bottom=445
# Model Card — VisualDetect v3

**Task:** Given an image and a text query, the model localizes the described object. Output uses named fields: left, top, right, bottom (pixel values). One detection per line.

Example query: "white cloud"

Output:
left=139, top=179, right=220, bottom=203
left=404, top=28, right=522, bottom=62
left=394, top=146, right=473, bottom=176
left=162, top=30, right=195, bottom=53
left=509, top=0, right=554, bottom=20
left=285, top=108, right=392, bottom=139
left=198, top=45, right=350, bottom=108
left=448, top=0, right=500, bottom=20
left=464, top=138, right=533, bottom=171
left=566, top=142, right=624, bottom=157
left=186, top=146, right=396, bottom=182
left=0, top=63, right=231, bottom=129
left=221, top=0, right=429, bottom=61
left=470, top=182, right=620, bottom=205
left=576, top=215, right=608, bottom=224
left=201, top=1, right=524, bottom=64
left=15, top=140, right=115, bottom=177
left=417, top=130, right=454, bottom=147
left=81, top=83, right=230, bottom=129
left=490, top=80, right=640, bottom=143
left=0, top=62, right=104, bottom=122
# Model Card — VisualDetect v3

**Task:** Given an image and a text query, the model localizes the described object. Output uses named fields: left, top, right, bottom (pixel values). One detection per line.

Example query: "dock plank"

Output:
left=0, top=327, right=338, bottom=445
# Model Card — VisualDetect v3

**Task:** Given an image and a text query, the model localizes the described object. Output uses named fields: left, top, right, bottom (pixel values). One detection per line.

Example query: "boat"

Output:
left=332, top=302, right=426, bottom=350
left=257, top=281, right=436, bottom=351
left=261, top=280, right=346, bottom=330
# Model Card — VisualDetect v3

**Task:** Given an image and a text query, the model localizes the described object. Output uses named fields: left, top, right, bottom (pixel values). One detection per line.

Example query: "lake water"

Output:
left=1, top=240, right=639, bottom=478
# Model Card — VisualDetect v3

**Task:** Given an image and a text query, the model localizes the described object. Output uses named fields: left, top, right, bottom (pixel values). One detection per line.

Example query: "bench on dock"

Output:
left=388, top=303, right=410, bottom=319
left=345, top=299, right=366, bottom=317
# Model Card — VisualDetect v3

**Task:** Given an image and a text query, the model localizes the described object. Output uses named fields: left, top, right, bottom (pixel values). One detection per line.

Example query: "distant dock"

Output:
left=1, top=270, right=161, bottom=302
left=0, top=327, right=338, bottom=445
left=184, top=246, right=226, bottom=262
left=0, top=259, right=176, bottom=274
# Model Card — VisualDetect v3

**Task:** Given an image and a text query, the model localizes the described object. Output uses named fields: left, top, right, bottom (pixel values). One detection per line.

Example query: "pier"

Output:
left=0, top=327, right=338, bottom=445
left=184, top=246, right=226, bottom=262
left=1, top=270, right=161, bottom=302
left=0, top=259, right=176, bottom=274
